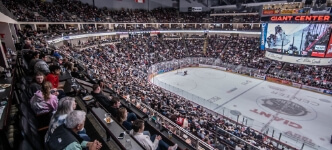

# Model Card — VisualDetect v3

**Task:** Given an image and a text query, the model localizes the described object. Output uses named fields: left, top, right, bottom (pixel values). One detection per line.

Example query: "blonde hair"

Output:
left=42, top=81, right=53, bottom=101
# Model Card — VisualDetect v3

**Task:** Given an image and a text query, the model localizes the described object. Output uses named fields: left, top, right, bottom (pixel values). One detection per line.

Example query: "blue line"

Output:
left=213, top=81, right=265, bottom=110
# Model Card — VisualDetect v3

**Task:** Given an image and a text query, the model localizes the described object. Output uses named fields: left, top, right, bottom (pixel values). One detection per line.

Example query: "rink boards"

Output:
left=151, top=67, right=332, bottom=150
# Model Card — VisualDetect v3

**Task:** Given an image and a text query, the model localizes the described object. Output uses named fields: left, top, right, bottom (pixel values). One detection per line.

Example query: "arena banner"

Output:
left=269, top=16, right=331, bottom=22
left=280, top=9, right=294, bottom=14
left=325, top=32, right=332, bottom=58
left=320, top=89, right=332, bottom=95
left=260, top=23, right=268, bottom=50
left=291, top=82, right=302, bottom=88
left=253, top=74, right=266, bottom=80
left=301, top=85, right=321, bottom=93
left=309, top=7, right=331, bottom=14
left=266, top=77, right=292, bottom=86
left=265, top=51, right=332, bottom=66
left=263, top=10, right=275, bottom=15
left=198, top=64, right=227, bottom=71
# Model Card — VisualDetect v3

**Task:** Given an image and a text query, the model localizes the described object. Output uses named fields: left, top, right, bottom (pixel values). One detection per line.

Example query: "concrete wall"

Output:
left=0, top=23, right=16, bottom=51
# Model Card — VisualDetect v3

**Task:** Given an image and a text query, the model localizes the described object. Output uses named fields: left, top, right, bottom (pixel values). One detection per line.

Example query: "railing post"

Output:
left=196, top=140, right=200, bottom=149
left=301, top=143, right=304, bottom=150
left=278, top=133, right=282, bottom=140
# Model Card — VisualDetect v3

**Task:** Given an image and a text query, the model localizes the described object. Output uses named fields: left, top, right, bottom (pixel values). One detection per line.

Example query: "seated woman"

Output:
left=117, top=107, right=133, bottom=130
left=118, top=108, right=150, bottom=136
left=30, top=81, right=58, bottom=115
left=45, top=97, right=90, bottom=143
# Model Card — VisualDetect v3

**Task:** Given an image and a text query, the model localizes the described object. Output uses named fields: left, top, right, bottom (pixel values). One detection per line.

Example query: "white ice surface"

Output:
left=151, top=67, right=332, bottom=150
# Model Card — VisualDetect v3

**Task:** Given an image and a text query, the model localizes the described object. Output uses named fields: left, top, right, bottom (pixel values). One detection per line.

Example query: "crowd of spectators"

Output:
left=268, top=63, right=332, bottom=89
left=3, top=0, right=261, bottom=23
left=19, top=26, right=332, bottom=149
left=49, top=35, right=292, bottom=149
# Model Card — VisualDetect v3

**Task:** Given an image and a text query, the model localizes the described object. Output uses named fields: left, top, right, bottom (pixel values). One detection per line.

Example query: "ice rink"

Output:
left=151, top=67, right=332, bottom=150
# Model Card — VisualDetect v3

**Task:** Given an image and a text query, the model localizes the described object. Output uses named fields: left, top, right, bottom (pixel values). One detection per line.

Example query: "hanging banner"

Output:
left=310, top=7, right=331, bottom=14
left=260, top=23, right=268, bottom=50
left=325, top=32, right=332, bottom=58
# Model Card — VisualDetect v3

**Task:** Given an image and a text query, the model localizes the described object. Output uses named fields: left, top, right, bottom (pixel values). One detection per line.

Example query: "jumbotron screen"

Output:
left=261, top=23, right=332, bottom=58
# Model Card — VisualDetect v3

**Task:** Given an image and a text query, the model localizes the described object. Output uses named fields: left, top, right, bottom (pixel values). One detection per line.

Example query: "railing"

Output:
left=147, top=57, right=330, bottom=150
left=139, top=102, right=215, bottom=150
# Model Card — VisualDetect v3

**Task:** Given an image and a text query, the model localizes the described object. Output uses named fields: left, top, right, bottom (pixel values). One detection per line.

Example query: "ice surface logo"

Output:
left=256, top=97, right=317, bottom=121
left=261, top=98, right=308, bottom=116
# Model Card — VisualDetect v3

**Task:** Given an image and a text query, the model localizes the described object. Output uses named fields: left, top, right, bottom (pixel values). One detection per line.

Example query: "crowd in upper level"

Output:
left=2, top=0, right=260, bottom=23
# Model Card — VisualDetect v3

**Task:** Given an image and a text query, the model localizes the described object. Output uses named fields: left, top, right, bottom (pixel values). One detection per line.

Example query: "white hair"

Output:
left=65, top=110, right=86, bottom=129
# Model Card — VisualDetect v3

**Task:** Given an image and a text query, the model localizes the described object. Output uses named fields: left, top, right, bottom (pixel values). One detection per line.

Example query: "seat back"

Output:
left=20, top=116, right=44, bottom=150
left=19, top=139, right=35, bottom=150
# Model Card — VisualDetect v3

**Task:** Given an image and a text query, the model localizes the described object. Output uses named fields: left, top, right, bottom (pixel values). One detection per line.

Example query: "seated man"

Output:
left=91, top=84, right=111, bottom=108
left=91, top=84, right=137, bottom=122
left=46, top=65, right=66, bottom=99
left=98, top=80, right=105, bottom=92
left=28, top=51, right=39, bottom=75
left=46, top=65, right=62, bottom=89
left=34, top=53, right=50, bottom=75
left=47, top=110, right=102, bottom=150
left=132, top=119, right=178, bottom=150
left=27, top=72, right=44, bottom=99
left=109, top=97, right=137, bottom=123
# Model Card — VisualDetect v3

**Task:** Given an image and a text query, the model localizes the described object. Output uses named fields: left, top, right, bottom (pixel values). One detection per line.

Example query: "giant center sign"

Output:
left=270, top=15, right=330, bottom=22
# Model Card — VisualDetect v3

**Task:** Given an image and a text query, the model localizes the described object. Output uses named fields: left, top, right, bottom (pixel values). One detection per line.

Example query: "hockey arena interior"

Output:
left=0, top=0, right=331, bottom=150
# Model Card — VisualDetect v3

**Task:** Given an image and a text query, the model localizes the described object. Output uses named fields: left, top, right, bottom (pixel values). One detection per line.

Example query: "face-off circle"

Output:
left=256, top=96, right=317, bottom=121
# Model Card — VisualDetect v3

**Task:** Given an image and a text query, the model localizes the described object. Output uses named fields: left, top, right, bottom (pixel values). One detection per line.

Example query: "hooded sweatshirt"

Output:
left=30, top=90, right=58, bottom=115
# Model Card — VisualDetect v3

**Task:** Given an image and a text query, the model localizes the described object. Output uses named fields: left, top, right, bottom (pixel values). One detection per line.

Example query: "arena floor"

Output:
left=151, top=67, right=332, bottom=150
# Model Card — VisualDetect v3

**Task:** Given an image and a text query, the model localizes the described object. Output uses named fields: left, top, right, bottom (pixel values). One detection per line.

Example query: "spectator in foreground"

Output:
left=30, top=81, right=58, bottom=115
left=47, top=110, right=102, bottom=150
left=45, top=97, right=77, bottom=142
left=45, top=96, right=90, bottom=143
left=132, top=119, right=178, bottom=150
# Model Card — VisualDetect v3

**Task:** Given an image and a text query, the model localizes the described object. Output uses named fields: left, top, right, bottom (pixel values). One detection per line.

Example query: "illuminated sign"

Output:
left=270, top=16, right=330, bottom=22
left=263, top=10, right=275, bottom=15
left=314, top=45, right=326, bottom=51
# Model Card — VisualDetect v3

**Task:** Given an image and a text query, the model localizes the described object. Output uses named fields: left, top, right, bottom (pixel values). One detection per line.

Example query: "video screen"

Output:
left=264, top=23, right=332, bottom=57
